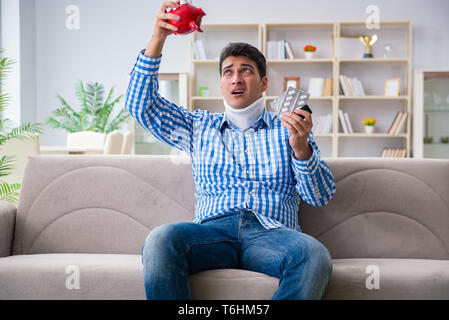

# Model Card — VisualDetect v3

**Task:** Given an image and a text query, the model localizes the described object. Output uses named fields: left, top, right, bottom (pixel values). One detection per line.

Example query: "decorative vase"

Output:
left=304, top=51, right=315, bottom=60
left=364, top=125, right=374, bottom=134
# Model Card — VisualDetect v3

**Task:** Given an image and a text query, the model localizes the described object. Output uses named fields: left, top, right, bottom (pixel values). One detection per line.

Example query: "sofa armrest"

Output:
left=0, top=200, right=16, bottom=257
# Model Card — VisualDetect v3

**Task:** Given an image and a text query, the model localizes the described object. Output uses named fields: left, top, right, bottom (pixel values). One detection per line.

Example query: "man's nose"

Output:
left=231, top=72, right=243, bottom=84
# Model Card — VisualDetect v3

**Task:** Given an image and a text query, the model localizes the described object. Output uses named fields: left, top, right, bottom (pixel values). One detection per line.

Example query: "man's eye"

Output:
left=223, top=70, right=231, bottom=76
left=243, top=68, right=252, bottom=73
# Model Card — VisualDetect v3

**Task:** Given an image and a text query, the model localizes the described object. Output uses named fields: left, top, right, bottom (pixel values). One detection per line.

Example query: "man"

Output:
left=125, top=1, right=336, bottom=300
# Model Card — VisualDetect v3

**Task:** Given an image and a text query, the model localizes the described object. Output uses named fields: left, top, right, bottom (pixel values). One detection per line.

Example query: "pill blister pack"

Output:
left=271, top=87, right=311, bottom=118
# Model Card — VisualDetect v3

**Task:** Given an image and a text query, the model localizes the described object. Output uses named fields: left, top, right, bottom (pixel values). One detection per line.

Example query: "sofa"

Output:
left=1, top=155, right=448, bottom=299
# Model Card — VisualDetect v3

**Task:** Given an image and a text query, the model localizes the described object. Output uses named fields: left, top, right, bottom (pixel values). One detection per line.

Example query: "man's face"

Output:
left=220, top=55, right=268, bottom=110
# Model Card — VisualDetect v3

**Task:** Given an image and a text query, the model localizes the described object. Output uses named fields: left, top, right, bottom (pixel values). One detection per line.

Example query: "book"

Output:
left=343, top=112, right=353, bottom=133
left=348, top=77, right=357, bottom=96
left=387, top=111, right=402, bottom=134
left=321, top=78, right=333, bottom=96
left=356, top=78, right=366, bottom=96
left=308, top=78, right=325, bottom=97
left=279, top=40, right=285, bottom=60
left=312, top=114, right=333, bottom=134
left=266, top=41, right=277, bottom=59
left=193, top=40, right=207, bottom=60
left=313, top=116, right=324, bottom=134
left=267, top=40, right=294, bottom=60
left=339, top=110, right=349, bottom=133
left=285, top=41, right=296, bottom=59
left=339, top=75, right=351, bottom=96
left=381, top=147, right=406, bottom=158
left=339, top=75, right=366, bottom=96
left=394, top=112, right=408, bottom=134
left=324, top=114, right=332, bottom=133
left=388, top=111, right=408, bottom=135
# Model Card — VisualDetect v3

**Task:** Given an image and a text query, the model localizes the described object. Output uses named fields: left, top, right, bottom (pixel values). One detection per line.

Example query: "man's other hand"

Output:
left=281, top=109, right=313, bottom=160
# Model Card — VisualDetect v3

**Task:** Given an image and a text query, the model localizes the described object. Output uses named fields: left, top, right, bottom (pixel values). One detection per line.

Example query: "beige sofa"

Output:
left=1, top=155, right=448, bottom=299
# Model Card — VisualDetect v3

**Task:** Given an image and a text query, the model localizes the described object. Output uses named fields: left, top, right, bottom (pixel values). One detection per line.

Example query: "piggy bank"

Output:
left=168, top=2, right=206, bottom=35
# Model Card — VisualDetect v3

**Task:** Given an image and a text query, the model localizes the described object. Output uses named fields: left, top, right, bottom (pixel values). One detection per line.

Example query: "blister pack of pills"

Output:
left=271, top=87, right=312, bottom=118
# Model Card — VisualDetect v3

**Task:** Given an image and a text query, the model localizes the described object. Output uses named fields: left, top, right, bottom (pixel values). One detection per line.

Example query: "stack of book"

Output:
left=387, top=111, right=408, bottom=135
left=308, top=78, right=333, bottom=97
left=338, top=110, right=353, bottom=133
left=339, top=75, right=366, bottom=96
left=266, top=40, right=296, bottom=60
left=381, top=147, right=407, bottom=158
left=193, top=40, right=207, bottom=60
left=312, top=114, right=333, bottom=134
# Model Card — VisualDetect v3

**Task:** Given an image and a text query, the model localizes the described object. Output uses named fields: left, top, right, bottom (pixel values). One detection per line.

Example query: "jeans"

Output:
left=141, top=209, right=332, bottom=300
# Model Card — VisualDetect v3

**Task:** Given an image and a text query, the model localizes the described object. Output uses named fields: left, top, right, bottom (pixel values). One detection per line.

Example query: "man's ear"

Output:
left=261, top=76, right=268, bottom=92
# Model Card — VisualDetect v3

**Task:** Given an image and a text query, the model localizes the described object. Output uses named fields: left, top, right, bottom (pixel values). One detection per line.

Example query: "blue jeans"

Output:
left=141, top=210, right=332, bottom=300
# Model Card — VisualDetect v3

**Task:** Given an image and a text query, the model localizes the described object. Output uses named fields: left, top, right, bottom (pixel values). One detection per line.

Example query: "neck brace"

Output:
left=223, top=96, right=265, bottom=131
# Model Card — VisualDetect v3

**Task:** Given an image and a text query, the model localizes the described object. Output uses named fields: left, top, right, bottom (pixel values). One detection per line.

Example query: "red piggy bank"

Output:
left=168, top=2, right=206, bottom=35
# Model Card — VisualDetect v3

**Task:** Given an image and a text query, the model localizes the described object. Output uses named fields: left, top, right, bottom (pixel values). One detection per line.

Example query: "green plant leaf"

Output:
left=0, top=155, right=15, bottom=177
left=45, top=80, right=127, bottom=134
left=1, top=49, right=42, bottom=207
left=0, top=181, right=21, bottom=206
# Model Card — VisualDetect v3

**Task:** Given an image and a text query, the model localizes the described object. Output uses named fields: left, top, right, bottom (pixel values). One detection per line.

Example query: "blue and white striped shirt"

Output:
left=125, top=51, right=336, bottom=232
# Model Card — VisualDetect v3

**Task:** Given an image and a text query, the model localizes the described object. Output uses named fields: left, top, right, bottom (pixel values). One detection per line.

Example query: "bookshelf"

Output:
left=189, top=21, right=412, bottom=158
left=336, top=21, right=412, bottom=158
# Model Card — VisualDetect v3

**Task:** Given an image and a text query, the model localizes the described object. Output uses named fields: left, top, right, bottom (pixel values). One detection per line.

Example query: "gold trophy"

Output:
left=359, top=34, right=378, bottom=58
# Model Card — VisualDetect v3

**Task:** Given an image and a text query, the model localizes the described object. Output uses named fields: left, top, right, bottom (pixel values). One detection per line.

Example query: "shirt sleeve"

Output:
left=290, top=132, right=336, bottom=207
left=124, top=50, right=203, bottom=154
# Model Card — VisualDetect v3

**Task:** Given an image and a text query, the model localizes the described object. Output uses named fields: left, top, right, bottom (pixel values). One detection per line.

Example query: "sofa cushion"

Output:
left=0, top=254, right=278, bottom=300
left=2, top=254, right=448, bottom=299
left=300, top=158, right=449, bottom=260
left=189, top=269, right=278, bottom=299
left=0, top=254, right=146, bottom=299
left=14, top=155, right=196, bottom=255
left=324, top=258, right=449, bottom=299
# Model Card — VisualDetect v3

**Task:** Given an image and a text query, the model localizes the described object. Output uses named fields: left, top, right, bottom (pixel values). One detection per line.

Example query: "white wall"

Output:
left=1, top=0, right=36, bottom=126
left=1, top=0, right=21, bottom=125
left=7, top=0, right=449, bottom=145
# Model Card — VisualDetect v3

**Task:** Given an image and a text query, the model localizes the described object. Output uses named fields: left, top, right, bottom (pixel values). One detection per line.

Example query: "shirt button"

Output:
left=246, top=170, right=250, bottom=174
left=249, top=190, right=254, bottom=195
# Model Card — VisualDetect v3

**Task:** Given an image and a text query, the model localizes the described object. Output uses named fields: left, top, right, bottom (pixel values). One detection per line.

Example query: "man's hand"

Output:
left=144, top=1, right=181, bottom=57
left=281, top=109, right=313, bottom=160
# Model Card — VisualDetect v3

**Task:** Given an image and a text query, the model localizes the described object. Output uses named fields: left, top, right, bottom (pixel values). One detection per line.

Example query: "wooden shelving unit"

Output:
left=189, top=21, right=412, bottom=158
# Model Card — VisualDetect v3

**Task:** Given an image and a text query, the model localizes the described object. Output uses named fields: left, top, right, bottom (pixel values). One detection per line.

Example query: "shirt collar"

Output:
left=219, top=108, right=273, bottom=132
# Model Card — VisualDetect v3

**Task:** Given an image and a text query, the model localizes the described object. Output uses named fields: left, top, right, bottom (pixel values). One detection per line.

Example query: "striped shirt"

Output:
left=125, top=51, right=336, bottom=232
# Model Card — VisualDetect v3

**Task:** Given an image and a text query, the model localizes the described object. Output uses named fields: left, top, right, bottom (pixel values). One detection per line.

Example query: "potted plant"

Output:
left=44, top=81, right=130, bottom=146
left=0, top=49, right=43, bottom=206
left=363, top=118, right=376, bottom=134
left=304, top=45, right=316, bottom=60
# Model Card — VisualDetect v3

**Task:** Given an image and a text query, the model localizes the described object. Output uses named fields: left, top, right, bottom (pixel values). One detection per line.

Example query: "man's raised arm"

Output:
left=145, top=1, right=180, bottom=57
left=124, top=1, right=202, bottom=155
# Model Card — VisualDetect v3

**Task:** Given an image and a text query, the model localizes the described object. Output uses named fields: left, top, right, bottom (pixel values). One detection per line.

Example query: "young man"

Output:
left=125, top=1, right=336, bottom=300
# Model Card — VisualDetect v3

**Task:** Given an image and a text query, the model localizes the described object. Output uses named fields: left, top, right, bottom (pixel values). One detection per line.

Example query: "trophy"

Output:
left=359, top=34, right=378, bottom=58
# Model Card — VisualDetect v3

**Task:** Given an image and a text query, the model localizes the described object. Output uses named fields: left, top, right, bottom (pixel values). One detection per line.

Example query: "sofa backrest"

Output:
left=299, top=158, right=449, bottom=260
left=14, top=155, right=195, bottom=255
left=14, top=156, right=449, bottom=259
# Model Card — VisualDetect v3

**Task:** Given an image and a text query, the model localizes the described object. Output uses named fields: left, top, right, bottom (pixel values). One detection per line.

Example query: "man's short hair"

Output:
left=219, top=42, right=267, bottom=79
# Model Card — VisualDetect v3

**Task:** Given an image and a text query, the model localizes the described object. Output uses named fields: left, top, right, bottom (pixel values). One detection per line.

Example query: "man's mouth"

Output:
left=231, top=89, right=245, bottom=97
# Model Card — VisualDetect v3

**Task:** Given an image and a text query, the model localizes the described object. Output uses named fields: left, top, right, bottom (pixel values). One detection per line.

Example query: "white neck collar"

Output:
left=223, top=96, right=265, bottom=131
